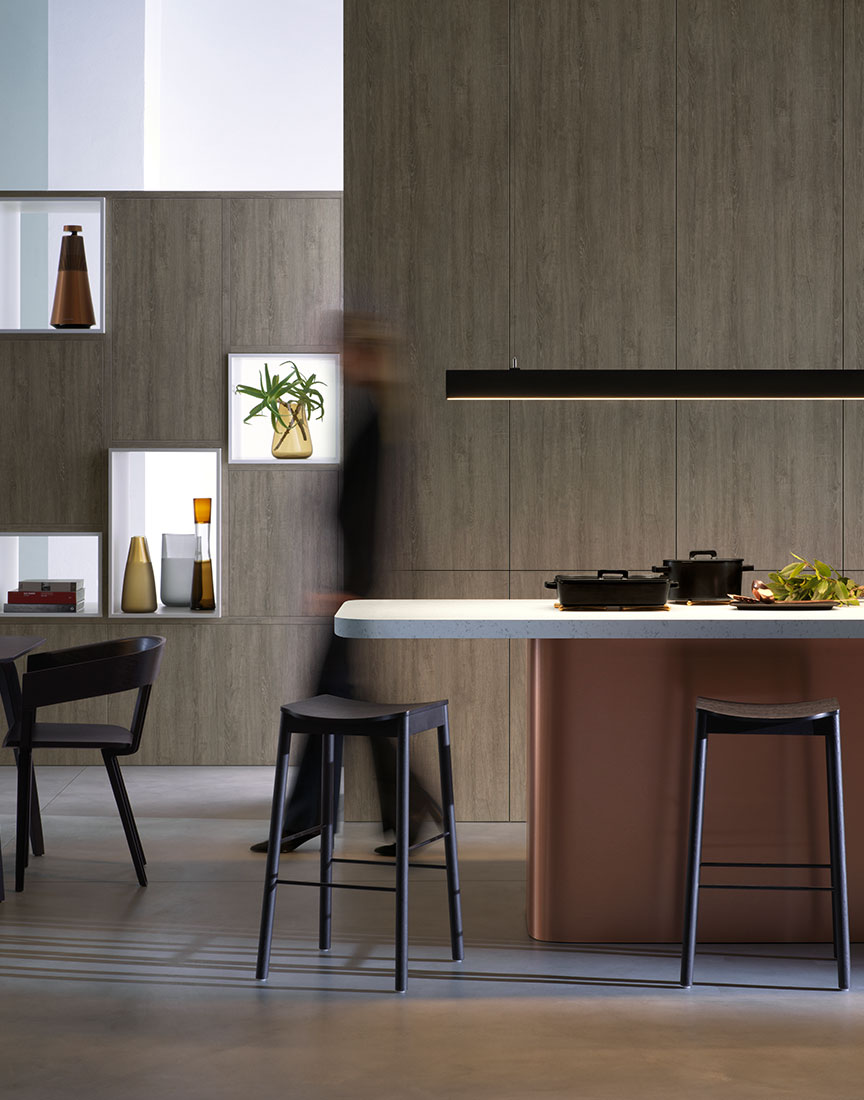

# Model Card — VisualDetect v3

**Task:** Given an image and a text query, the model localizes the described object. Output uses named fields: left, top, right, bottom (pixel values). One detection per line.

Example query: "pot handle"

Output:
left=544, top=580, right=558, bottom=589
left=651, top=564, right=670, bottom=574
left=689, top=550, right=717, bottom=559
left=742, top=564, right=755, bottom=571
left=597, top=569, right=629, bottom=578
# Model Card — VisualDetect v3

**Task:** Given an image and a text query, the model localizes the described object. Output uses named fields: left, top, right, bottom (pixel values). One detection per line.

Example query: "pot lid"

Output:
left=552, top=570, right=668, bottom=584
left=661, top=550, right=748, bottom=565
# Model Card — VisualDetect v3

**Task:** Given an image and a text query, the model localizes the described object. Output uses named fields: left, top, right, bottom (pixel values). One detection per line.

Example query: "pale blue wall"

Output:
left=0, top=0, right=49, bottom=188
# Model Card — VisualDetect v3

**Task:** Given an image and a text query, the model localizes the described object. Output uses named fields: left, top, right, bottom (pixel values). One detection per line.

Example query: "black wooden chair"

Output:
left=3, top=635, right=166, bottom=892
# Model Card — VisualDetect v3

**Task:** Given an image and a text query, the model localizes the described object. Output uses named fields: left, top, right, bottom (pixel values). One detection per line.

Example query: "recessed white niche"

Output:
left=109, top=449, right=221, bottom=617
left=228, top=352, right=340, bottom=465
left=0, top=197, right=105, bottom=333
left=0, top=532, right=101, bottom=616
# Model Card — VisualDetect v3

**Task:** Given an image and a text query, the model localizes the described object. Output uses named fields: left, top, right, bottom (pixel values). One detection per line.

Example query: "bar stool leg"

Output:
left=825, top=716, right=850, bottom=991
left=256, top=718, right=292, bottom=980
left=319, top=733, right=336, bottom=952
left=824, top=727, right=841, bottom=963
left=680, top=712, right=708, bottom=988
left=395, top=718, right=410, bottom=993
left=437, top=708, right=463, bottom=962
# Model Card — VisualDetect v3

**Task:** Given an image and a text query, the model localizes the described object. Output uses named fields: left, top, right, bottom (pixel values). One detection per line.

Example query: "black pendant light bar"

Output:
left=445, top=369, right=864, bottom=400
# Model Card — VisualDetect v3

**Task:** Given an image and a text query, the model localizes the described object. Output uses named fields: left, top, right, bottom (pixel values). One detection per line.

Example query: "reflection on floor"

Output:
left=0, top=766, right=862, bottom=1100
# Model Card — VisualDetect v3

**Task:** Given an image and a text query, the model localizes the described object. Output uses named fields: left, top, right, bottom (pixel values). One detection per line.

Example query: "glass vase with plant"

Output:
left=234, top=360, right=326, bottom=459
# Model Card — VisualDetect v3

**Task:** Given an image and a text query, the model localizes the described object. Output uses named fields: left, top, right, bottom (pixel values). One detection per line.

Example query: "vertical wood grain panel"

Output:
left=226, top=467, right=339, bottom=616
left=678, top=0, right=842, bottom=370
left=846, top=2, right=864, bottom=373
left=106, top=623, right=331, bottom=765
left=677, top=401, right=843, bottom=568
left=111, top=197, right=222, bottom=441
left=511, top=0, right=676, bottom=371
left=844, top=4, right=864, bottom=568
left=0, top=340, right=104, bottom=524
left=347, top=570, right=510, bottom=821
left=229, top=197, right=342, bottom=346
left=344, top=0, right=510, bottom=569
left=510, top=402, right=677, bottom=568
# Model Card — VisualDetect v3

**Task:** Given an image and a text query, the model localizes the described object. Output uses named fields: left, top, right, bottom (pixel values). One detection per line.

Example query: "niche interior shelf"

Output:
left=228, top=351, right=341, bottom=465
left=0, top=532, right=101, bottom=617
left=109, top=448, right=221, bottom=618
left=0, top=197, right=105, bottom=333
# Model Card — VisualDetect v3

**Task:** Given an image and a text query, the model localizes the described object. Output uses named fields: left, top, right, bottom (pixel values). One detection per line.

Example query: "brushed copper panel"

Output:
left=528, top=638, right=864, bottom=943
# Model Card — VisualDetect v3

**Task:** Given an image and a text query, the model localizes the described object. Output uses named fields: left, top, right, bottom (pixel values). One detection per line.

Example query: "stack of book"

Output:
left=4, top=579, right=86, bottom=614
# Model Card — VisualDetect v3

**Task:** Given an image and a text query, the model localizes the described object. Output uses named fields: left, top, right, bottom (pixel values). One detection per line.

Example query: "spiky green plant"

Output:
left=235, top=360, right=326, bottom=441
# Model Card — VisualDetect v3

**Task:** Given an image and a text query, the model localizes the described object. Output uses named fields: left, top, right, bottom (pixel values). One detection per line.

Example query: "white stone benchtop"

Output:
left=334, top=598, right=864, bottom=640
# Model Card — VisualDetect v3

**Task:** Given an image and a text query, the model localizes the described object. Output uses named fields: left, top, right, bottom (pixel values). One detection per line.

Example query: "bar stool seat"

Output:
left=255, top=694, right=464, bottom=993
left=681, top=696, right=850, bottom=990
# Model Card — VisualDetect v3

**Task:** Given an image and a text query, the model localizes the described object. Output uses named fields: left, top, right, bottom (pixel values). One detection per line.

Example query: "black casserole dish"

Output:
left=545, top=570, right=673, bottom=608
left=651, top=550, right=754, bottom=603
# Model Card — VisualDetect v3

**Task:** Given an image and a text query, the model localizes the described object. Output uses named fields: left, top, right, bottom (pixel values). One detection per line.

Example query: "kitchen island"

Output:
left=336, top=599, right=864, bottom=943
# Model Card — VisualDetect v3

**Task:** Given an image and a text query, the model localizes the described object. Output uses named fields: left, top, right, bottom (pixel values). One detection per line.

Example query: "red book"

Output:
left=7, top=590, right=82, bottom=605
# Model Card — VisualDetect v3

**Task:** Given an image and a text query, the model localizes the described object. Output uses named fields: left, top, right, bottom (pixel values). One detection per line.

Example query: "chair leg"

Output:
left=28, top=767, right=44, bottom=857
left=11, top=748, right=44, bottom=857
left=103, top=753, right=147, bottom=886
left=825, top=717, right=850, bottom=991
left=680, top=713, right=708, bottom=988
left=256, top=719, right=292, bottom=980
left=436, top=709, right=463, bottom=962
left=103, top=751, right=146, bottom=868
left=395, top=719, right=410, bottom=993
left=319, top=733, right=336, bottom=952
left=15, top=746, right=32, bottom=892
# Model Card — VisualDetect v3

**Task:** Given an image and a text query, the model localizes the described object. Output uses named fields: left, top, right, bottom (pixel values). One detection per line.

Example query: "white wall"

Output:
left=157, top=0, right=343, bottom=190
left=47, top=0, right=146, bottom=188
left=0, top=0, right=343, bottom=190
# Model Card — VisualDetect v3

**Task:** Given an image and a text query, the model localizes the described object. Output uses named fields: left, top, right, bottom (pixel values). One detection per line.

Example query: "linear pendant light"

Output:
left=445, top=368, right=864, bottom=400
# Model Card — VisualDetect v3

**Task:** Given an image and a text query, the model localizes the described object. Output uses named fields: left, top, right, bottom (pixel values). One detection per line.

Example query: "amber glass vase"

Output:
left=271, top=401, right=313, bottom=459
left=121, top=536, right=157, bottom=613
left=190, top=497, right=216, bottom=611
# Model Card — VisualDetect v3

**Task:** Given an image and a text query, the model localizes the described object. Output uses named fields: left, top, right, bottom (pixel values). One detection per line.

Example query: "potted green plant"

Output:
left=234, top=360, right=326, bottom=459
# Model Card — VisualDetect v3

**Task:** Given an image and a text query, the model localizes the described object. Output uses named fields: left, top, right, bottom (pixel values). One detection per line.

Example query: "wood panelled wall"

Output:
left=0, top=192, right=342, bottom=773
left=344, top=0, right=864, bottom=820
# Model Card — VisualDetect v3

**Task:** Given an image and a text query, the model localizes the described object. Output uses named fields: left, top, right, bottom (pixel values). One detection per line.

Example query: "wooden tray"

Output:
left=730, top=599, right=841, bottom=611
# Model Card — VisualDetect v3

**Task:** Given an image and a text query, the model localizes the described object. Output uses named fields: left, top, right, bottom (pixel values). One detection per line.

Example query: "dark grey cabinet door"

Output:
left=344, top=0, right=510, bottom=570
left=511, top=0, right=676, bottom=374
left=509, top=0, right=677, bottom=569
left=229, top=197, right=342, bottom=348
left=111, top=197, right=223, bottom=442
left=677, top=0, right=842, bottom=371
left=676, top=0, right=843, bottom=570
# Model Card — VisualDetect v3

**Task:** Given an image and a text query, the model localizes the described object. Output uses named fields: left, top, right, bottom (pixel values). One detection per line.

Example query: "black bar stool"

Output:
left=681, top=696, right=850, bottom=991
left=255, top=694, right=464, bottom=993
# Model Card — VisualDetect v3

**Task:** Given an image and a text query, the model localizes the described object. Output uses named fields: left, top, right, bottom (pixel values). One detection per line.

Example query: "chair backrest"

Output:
left=22, top=636, right=166, bottom=710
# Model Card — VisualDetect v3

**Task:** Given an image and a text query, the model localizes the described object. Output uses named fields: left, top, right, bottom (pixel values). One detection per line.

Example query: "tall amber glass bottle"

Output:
left=190, top=497, right=216, bottom=611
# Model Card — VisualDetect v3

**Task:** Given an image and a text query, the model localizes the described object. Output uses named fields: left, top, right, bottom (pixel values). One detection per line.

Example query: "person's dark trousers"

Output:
left=369, top=738, right=440, bottom=838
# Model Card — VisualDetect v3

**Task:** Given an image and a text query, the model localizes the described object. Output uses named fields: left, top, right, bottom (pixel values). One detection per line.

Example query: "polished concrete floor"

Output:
left=0, top=765, right=862, bottom=1100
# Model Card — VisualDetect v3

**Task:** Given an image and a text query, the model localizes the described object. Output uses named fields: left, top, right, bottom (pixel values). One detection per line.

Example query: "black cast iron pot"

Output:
left=652, top=550, right=754, bottom=603
left=545, top=570, right=673, bottom=608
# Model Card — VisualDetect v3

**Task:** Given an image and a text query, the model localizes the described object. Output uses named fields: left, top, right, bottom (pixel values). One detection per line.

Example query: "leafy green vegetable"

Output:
left=764, top=553, right=864, bottom=605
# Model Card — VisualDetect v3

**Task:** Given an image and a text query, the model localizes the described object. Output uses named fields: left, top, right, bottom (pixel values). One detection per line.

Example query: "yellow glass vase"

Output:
left=121, top=536, right=157, bottom=613
left=271, top=401, right=313, bottom=459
